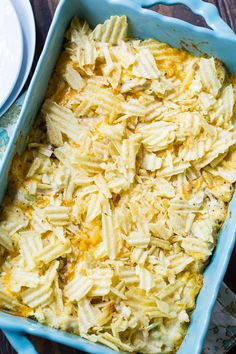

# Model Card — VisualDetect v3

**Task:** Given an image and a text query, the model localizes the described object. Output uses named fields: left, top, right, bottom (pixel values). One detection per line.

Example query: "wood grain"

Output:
left=1, top=0, right=236, bottom=353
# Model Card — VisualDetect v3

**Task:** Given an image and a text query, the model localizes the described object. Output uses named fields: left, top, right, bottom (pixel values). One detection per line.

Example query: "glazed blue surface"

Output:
left=0, top=1, right=236, bottom=353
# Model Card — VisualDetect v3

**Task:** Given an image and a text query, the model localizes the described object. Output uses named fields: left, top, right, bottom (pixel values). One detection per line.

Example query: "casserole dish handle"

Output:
left=135, top=0, right=235, bottom=37
left=3, top=329, right=38, bottom=354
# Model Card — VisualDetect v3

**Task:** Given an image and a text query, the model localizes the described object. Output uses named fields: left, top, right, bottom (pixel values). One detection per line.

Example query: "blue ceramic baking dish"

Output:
left=0, top=1, right=236, bottom=353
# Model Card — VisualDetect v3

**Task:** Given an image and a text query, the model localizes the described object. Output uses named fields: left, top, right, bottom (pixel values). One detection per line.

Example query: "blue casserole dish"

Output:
left=0, top=1, right=236, bottom=353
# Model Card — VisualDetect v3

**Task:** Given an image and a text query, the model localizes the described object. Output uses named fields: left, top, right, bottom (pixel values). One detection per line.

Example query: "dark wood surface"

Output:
left=1, top=0, right=236, bottom=353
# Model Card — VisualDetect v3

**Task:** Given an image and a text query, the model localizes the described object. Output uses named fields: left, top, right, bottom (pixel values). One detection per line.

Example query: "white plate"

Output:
left=0, top=0, right=36, bottom=117
left=0, top=0, right=23, bottom=109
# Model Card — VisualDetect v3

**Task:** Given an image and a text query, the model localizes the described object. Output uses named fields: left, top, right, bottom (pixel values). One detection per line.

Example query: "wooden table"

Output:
left=1, top=0, right=236, bottom=353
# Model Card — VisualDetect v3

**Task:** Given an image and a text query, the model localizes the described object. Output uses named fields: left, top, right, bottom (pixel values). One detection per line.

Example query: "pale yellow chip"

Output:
left=91, top=16, right=128, bottom=44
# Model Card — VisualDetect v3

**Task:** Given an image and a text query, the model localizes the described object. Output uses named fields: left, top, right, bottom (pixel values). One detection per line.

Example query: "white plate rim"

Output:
left=0, top=0, right=24, bottom=109
left=0, top=0, right=36, bottom=117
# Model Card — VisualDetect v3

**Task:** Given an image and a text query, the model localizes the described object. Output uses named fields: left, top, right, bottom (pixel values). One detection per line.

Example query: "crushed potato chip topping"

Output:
left=0, top=16, right=236, bottom=354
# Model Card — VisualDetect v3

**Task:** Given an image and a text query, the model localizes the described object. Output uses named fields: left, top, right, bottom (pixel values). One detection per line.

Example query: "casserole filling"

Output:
left=0, top=16, right=236, bottom=353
